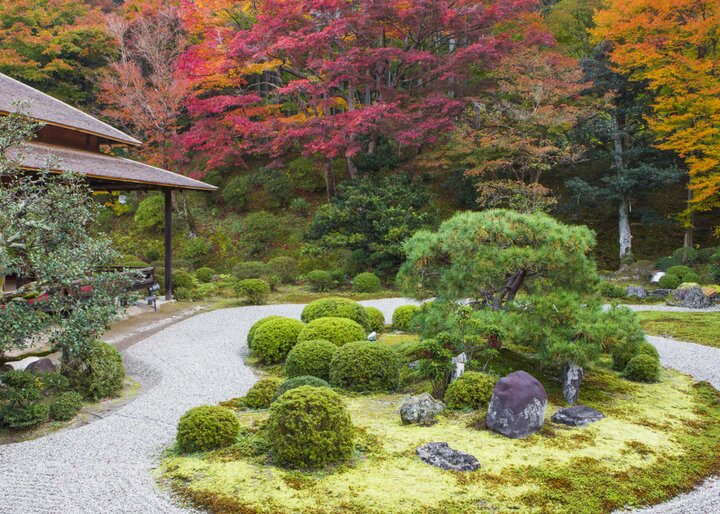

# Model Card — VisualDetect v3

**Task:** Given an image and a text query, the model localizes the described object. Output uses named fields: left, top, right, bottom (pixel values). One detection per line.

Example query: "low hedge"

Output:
left=301, top=298, right=371, bottom=330
left=298, top=317, right=366, bottom=347
left=329, top=341, right=400, bottom=392
left=176, top=405, right=240, bottom=453
left=444, top=372, right=496, bottom=410
left=251, top=317, right=306, bottom=364
left=285, top=339, right=337, bottom=380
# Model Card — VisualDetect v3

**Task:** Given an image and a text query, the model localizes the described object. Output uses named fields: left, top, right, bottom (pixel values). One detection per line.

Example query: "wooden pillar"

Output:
left=164, top=188, right=173, bottom=300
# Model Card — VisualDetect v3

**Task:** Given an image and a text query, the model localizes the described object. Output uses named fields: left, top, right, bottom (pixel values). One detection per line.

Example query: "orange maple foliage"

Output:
left=593, top=0, right=720, bottom=220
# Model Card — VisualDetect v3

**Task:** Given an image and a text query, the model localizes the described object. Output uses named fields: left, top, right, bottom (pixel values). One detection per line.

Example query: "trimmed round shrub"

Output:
left=247, top=316, right=283, bottom=350
left=252, top=318, right=306, bottom=363
left=624, top=354, right=660, bottom=383
left=195, top=267, right=215, bottom=283
left=666, top=265, right=693, bottom=280
left=353, top=272, right=381, bottom=293
left=233, top=261, right=267, bottom=280
left=638, top=342, right=660, bottom=361
left=177, top=405, right=240, bottom=453
left=172, top=269, right=195, bottom=289
left=49, top=391, right=83, bottom=421
left=329, top=342, right=400, bottom=392
left=392, top=305, right=420, bottom=332
left=267, top=386, right=353, bottom=468
left=681, top=272, right=701, bottom=284
left=672, top=246, right=698, bottom=264
left=285, top=339, right=337, bottom=380
left=244, top=377, right=283, bottom=409
left=274, top=375, right=329, bottom=400
left=597, top=281, right=626, bottom=299
left=654, top=256, right=679, bottom=271
left=301, top=297, right=371, bottom=330
left=298, top=317, right=366, bottom=347
left=697, top=247, right=718, bottom=264
left=444, top=372, right=496, bottom=410
left=364, top=306, right=385, bottom=333
left=307, top=270, right=332, bottom=291
left=61, top=341, right=125, bottom=401
left=0, top=370, right=49, bottom=429
left=268, top=256, right=299, bottom=284
left=658, top=273, right=681, bottom=289
left=235, top=279, right=271, bottom=305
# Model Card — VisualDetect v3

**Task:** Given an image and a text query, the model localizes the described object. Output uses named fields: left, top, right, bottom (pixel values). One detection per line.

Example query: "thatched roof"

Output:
left=0, top=72, right=141, bottom=146
left=12, top=142, right=216, bottom=191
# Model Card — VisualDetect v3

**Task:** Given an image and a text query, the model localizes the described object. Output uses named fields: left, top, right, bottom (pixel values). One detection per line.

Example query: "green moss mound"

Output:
left=177, top=405, right=240, bottom=453
left=298, top=317, right=366, bottom=347
left=624, top=354, right=660, bottom=383
left=353, top=272, right=381, bottom=293
left=244, top=377, right=283, bottom=409
left=444, top=371, right=496, bottom=410
left=267, top=386, right=354, bottom=468
left=682, top=272, right=701, bottom=284
left=195, top=267, right=215, bottom=283
left=364, top=306, right=385, bottom=333
left=49, top=391, right=83, bottom=421
left=251, top=318, right=305, bottom=364
left=392, top=305, right=420, bottom=332
left=247, top=316, right=284, bottom=350
left=61, top=340, right=125, bottom=401
left=301, top=298, right=371, bottom=330
left=274, top=376, right=330, bottom=400
left=329, top=342, right=400, bottom=392
left=285, top=340, right=337, bottom=380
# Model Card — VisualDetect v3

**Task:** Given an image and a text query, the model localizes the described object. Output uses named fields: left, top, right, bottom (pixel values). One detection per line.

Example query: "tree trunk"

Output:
left=684, top=187, right=694, bottom=248
left=180, top=191, right=197, bottom=238
left=346, top=156, right=359, bottom=180
left=324, top=160, right=336, bottom=200
left=618, top=196, right=633, bottom=264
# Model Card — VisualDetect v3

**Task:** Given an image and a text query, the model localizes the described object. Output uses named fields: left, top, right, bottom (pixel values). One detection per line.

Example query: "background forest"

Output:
left=2, top=0, right=719, bottom=278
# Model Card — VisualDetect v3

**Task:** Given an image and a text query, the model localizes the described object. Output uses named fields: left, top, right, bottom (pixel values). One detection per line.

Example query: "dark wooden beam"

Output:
left=164, top=189, right=173, bottom=301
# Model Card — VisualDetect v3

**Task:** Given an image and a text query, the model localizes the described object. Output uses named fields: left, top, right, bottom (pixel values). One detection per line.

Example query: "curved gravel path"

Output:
left=0, top=299, right=717, bottom=513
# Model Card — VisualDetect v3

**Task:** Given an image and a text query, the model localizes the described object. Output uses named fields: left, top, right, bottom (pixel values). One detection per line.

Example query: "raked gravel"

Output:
left=0, top=299, right=717, bottom=513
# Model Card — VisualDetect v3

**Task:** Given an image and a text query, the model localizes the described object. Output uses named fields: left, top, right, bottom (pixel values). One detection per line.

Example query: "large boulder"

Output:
left=551, top=405, right=605, bottom=427
left=400, top=393, right=445, bottom=426
left=486, top=370, right=547, bottom=439
left=626, top=286, right=647, bottom=299
left=667, top=283, right=712, bottom=309
left=416, top=442, right=479, bottom=471
left=25, top=358, right=56, bottom=373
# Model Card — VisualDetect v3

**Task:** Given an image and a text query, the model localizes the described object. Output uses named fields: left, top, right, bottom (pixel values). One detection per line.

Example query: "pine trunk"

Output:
left=618, top=197, right=633, bottom=264
left=324, top=160, right=336, bottom=200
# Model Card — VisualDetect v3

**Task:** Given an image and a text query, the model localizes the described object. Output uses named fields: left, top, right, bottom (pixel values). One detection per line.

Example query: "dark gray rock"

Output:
left=486, top=370, right=547, bottom=439
left=416, top=442, right=479, bottom=471
left=667, top=283, right=712, bottom=309
left=400, top=393, right=445, bottom=425
left=408, top=360, right=420, bottom=370
left=25, top=358, right=56, bottom=373
left=649, top=288, right=672, bottom=299
left=551, top=405, right=605, bottom=427
left=562, top=362, right=583, bottom=405
left=626, top=286, right=647, bottom=299
left=0, top=363, right=13, bottom=374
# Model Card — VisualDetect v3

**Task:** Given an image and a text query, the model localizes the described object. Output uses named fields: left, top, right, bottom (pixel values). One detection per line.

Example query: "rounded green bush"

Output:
left=247, top=316, right=284, bottom=350
left=252, top=318, right=306, bottom=363
left=298, top=317, right=366, bottom=347
left=353, top=272, right=381, bottom=293
left=658, top=273, right=681, bottom=289
left=49, top=391, right=83, bottom=421
left=681, top=272, right=701, bottom=284
left=364, top=306, right=385, bottom=333
left=597, top=281, right=626, bottom=299
left=654, top=256, right=679, bottom=271
left=285, top=339, right=337, bottom=380
left=666, top=265, right=693, bottom=280
left=235, top=278, right=271, bottom=305
left=233, top=261, right=267, bottom=280
left=306, top=270, right=333, bottom=291
left=392, top=305, right=420, bottom=332
left=301, top=297, right=371, bottom=330
left=274, top=375, right=330, bottom=400
left=177, top=405, right=240, bottom=453
left=0, top=370, right=49, bottom=428
left=444, top=372, right=496, bottom=410
left=329, top=342, right=400, bottom=392
left=268, top=256, right=299, bottom=284
left=195, top=267, right=215, bottom=283
left=697, top=247, right=718, bottom=264
left=134, top=194, right=165, bottom=231
left=672, top=247, right=698, bottom=265
left=244, top=377, right=283, bottom=409
left=624, top=354, right=660, bottom=383
left=267, top=386, right=354, bottom=468
left=172, top=269, right=195, bottom=289
left=61, top=341, right=125, bottom=401
left=638, top=342, right=659, bottom=361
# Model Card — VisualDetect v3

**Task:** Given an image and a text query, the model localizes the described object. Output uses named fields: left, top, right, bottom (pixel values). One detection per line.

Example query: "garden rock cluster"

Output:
left=626, top=286, right=647, bottom=299
left=486, top=370, right=547, bottom=439
left=551, top=405, right=605, bottom=427
left=400, top=393, right=445, bottom=425
left=416, top=442, right=479, bottom=472
left=667, top=283, right=713, bottom=309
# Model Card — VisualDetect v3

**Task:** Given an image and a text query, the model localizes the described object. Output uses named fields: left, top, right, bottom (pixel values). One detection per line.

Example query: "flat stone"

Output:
left=416, top=442, right=479, bottom=471
left=400, top=393, right=445, bottom=425
left=486, top=370, right=547, bottom=439
left=551, top=405, right=605, bottom=427
left=626, top=286, right=647, bottom=299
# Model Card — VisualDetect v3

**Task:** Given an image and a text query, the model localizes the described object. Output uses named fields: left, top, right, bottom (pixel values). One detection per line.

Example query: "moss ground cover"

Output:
left=158, top=360, right=720, bottom=514
left=637, top=311, right=720, bottom=349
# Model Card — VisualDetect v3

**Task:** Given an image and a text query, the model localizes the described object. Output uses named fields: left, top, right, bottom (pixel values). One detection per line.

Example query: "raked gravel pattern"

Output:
left=0, top=299, right=717, bottom=513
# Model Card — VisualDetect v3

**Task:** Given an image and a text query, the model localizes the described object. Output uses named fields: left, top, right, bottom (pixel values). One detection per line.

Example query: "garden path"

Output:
left=0, top=300, right=717, bottom=513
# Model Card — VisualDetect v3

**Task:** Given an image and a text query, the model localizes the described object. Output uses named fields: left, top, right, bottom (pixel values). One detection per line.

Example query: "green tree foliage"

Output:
left=134, top=194, right=165, bottom=232
left=306, top=174, right=437, bottom=274
left=397, top=210, right=597, bottom=309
